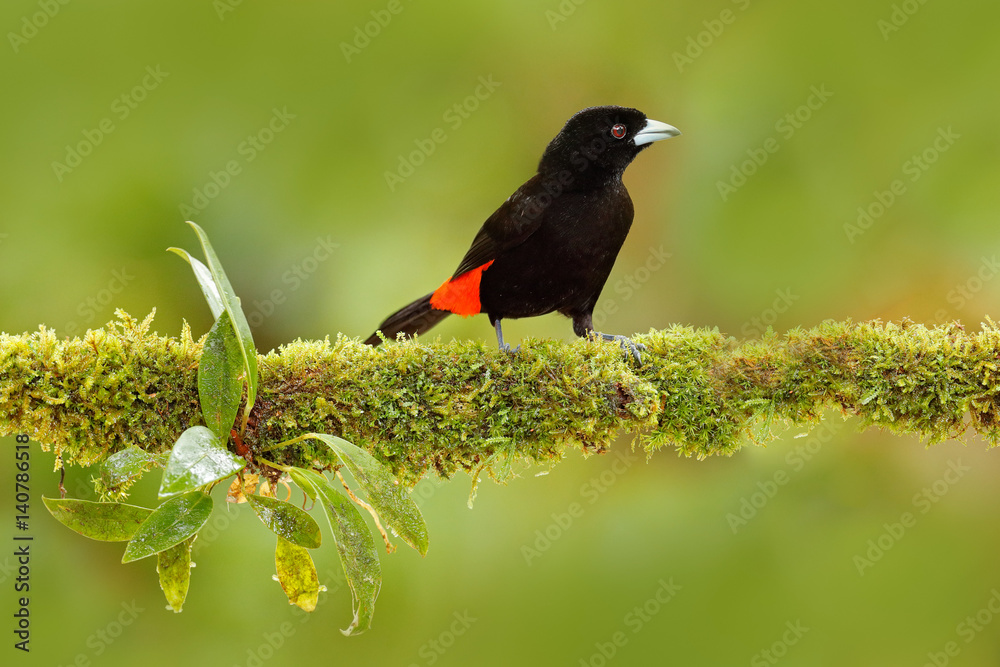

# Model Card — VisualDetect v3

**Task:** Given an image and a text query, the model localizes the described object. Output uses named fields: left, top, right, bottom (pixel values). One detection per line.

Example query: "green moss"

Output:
left=0, top=311, right=201, bottom=469
left=2, top=312, right=999, bottom=485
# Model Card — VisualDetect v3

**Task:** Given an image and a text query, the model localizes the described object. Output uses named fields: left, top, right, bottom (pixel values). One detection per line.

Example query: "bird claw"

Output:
left=494, top=320, right=521, bottom=356
left=499, top=343, right=522, bottom=355
left=598, top=333, right=645, bottom=364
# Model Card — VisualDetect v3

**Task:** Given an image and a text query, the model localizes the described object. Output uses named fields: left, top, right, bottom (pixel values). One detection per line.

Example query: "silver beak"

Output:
left=633, top=118, right=681, bottom=146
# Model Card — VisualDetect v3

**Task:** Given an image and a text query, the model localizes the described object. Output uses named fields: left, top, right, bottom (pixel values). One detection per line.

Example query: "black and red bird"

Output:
left=364, top=105, right=679, bottom=360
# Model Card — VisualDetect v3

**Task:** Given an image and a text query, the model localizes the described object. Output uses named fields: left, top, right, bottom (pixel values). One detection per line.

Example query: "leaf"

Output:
left=296, top=470, right=381, bottom=636
left=43, top=497, right=152, bottom=542
left=288, top=467, right=319, bottom=502
left=159, top=426, right=245, bottom=498
left=247, top=494, right=322, bottom=549
left=183, top=220, right=259, bottom=425
left=158, top=535, right=196, bottom=613
left=122, top=492, right=213, bottom=563
left=275, top=537, right=320, bottom=612
left=99, top=446, right=164, bottom=496
left=311, top=434, right=429, bottom=556
left=167, top=247, right=224, bottom=319
left=198, top=310, right=244, bottom=440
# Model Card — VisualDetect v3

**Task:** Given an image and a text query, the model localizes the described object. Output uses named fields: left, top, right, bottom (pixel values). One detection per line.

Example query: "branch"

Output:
left=3, top=311, right=999, bottom=484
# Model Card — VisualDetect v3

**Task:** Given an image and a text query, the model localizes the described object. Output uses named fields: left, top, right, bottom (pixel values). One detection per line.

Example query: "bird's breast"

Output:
left=479, top=184, right=635, bottom=317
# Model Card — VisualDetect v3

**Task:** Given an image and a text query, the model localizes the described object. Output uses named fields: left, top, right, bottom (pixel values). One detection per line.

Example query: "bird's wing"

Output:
left=451, top=174, right=546, bottom=278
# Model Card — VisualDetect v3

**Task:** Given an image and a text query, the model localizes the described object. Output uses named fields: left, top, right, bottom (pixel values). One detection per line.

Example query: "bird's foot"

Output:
left=494, top=319, right=520, bottom=357
left=595, top=332, right=646, bottom=364
left=498, top=342, right=522, bottom=355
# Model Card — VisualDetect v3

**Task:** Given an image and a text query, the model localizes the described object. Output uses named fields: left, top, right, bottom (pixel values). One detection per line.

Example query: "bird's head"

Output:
left=538, top=106, right=680, bottom=182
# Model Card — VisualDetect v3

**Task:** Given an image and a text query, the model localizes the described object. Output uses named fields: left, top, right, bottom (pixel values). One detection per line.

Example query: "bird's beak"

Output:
left=633, top=119, right=681, bottom=146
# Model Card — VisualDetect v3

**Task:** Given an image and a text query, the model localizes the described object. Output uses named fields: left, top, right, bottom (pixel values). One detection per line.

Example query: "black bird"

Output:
left=364, top=105, right=679, bottom=360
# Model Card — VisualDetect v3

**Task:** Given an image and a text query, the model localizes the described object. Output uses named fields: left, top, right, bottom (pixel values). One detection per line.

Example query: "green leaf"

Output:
left=311, top=434, right=429, bottom=556
left=167, top=247, right=224, bottom=319
left=158, top=535, right=196, bottom=613
left=43, top=497, right=152, bottom=542
left=198, top=310, right=244, bottom=440
left=159, top=426, right=245, bottom=498
left=288, top=467, right=320, bottom=502
left=99, top=447, right=164, bottom=497
left=275, top=537, right=320, bottom=612
left=296, top=470, right=381, bottom=636
left=183, top=220, right=259, bottom=426
left=123, top=492, right=213, bottom=563
left=247, top=493, right=322, bottom=549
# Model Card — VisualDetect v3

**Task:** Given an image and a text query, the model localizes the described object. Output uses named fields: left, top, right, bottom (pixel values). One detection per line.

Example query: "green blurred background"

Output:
left=3, top=0, right=1000, bottom=664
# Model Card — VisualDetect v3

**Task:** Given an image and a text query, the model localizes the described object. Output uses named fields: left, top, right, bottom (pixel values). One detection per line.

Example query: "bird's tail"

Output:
left=364, top=293, right=451, bottom=346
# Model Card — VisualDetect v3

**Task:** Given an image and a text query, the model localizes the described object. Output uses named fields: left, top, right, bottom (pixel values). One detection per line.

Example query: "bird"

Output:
left=364, top=105, right=679, bottom=361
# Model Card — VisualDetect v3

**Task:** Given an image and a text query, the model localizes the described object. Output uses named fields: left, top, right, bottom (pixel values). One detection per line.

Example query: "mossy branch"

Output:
left=3, top=311, right=999, bottom=485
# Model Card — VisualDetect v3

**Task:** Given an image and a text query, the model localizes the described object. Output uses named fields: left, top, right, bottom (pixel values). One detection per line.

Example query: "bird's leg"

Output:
left=572, top=314, right=645, bottom=364
left=493, top=318, right=520, bottom=354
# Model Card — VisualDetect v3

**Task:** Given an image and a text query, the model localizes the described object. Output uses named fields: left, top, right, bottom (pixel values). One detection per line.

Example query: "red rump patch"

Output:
left=430, top=261, right=494, bottom=316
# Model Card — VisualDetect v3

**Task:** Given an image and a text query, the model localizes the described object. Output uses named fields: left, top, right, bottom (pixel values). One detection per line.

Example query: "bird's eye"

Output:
left=611, top=124, right=627, bottom=139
